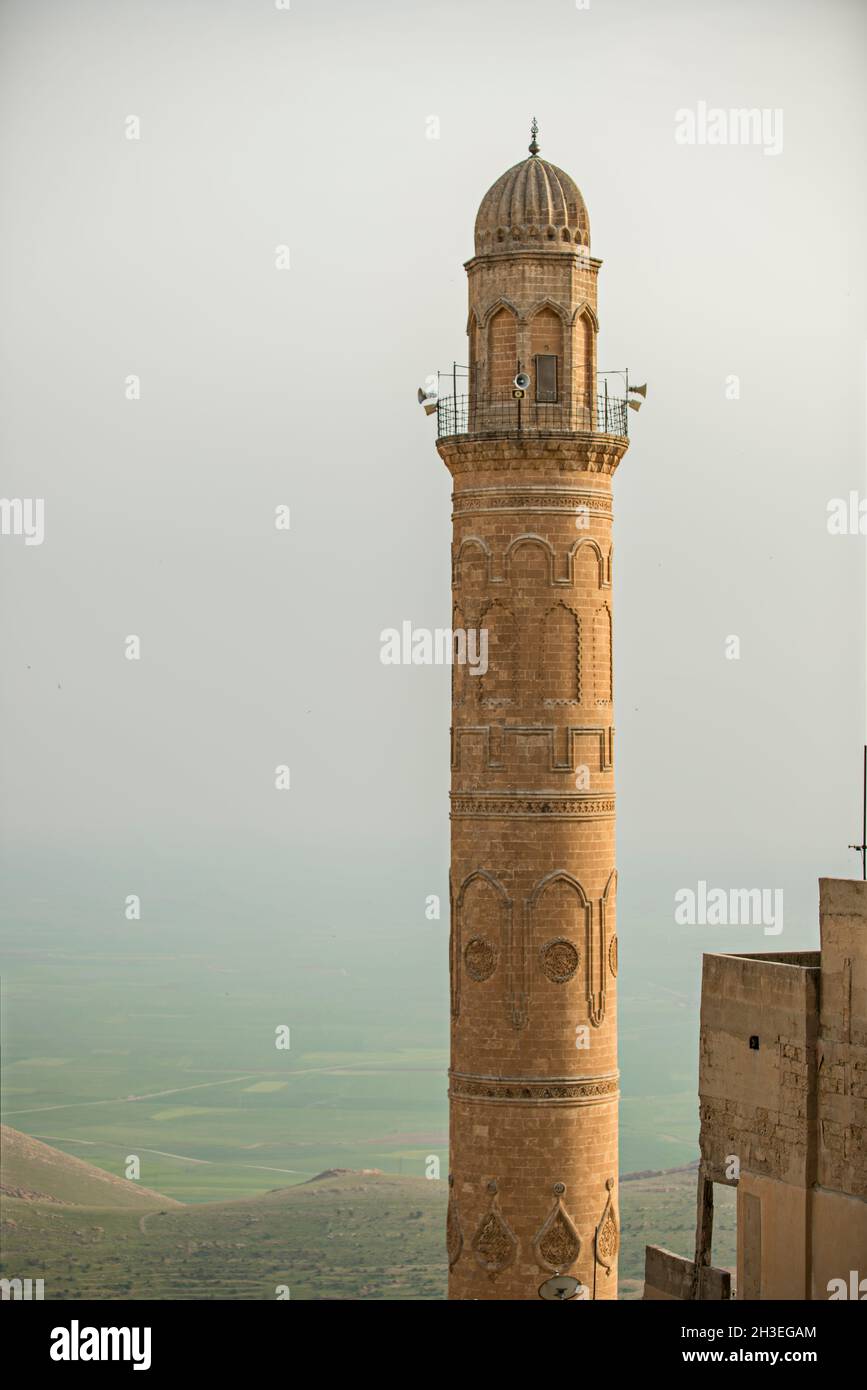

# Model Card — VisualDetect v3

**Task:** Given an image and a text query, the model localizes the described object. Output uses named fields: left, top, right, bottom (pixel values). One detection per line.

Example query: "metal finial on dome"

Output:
left=529, top=117, right=540, bottom=155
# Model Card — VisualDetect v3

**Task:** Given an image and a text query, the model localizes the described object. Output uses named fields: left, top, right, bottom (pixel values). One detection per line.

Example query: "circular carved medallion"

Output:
left=608, top=934, right=618, bottom=978
left=464, top=937, right=498, bottom=982
left=540, top=938, right=579, bottom=983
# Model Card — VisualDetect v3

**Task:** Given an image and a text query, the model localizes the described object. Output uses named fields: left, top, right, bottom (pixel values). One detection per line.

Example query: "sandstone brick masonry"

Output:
left=435, top=146, right=629, bottom=1300
left=645, top=878, right=867, bottom=1300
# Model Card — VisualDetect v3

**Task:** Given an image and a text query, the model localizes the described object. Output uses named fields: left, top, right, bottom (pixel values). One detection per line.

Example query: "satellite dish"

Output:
left=514, top=371, right=531, bottom=390
left=538, top=1274, right=582, bottom=1301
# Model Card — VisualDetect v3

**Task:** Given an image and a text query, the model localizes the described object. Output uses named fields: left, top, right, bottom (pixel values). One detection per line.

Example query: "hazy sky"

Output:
left=1, top=0, right=865, bottom=963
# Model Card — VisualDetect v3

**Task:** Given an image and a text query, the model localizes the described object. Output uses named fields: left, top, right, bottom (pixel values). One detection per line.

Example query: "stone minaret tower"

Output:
left=437, top=129, right=630, bottom=1301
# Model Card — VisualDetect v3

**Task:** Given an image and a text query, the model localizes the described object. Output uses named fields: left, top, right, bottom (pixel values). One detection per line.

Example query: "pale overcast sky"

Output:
left=1, top=0, right=865, bottom=955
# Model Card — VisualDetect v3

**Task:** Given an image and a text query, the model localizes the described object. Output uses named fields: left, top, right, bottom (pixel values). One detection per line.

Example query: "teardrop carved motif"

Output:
left=532, top=1182, right=582, bottom=1273
left=595, top=1176, right=619, bottom=1275
left=472, top=1181, right=518, bottom=1277
left=446, top=1176, right=464, bottom=1270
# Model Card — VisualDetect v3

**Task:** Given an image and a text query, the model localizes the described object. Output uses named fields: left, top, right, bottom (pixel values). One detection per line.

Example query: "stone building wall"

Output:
left=817, top=877, right=867, bottom=1203
left=670, top=879, right=867, bottom=1301
left=698, top=951, right=819, bottom=1189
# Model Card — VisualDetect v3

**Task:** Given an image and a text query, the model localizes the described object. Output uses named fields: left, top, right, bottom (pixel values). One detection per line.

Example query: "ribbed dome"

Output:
left=474, top=154, right=590, bottom=256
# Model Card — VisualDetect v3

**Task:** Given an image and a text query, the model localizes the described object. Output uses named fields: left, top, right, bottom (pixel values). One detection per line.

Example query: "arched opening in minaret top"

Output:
left=530, top=306, right=563, bottom=404
left=487, top=306, right=518, bottom=395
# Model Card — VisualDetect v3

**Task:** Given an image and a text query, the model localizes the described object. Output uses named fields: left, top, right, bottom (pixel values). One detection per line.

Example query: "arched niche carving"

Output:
left=569, top=536, right=605, bottom=590
left=467, top=308, right=483, bottom=398
left=527, top=298, right=569, bottom=325
left=486, top=303, right=518, bottom=395
left=589, top=869, right=617, bottom=1025
left=523, top=871, right=591, bottom=1028
left=453, top=535, right=492, bottom=589
left=504, top=534, right=555, bottom=585
left=478, top=599, right=516, bottom=706
left=593, top=603, right=613, bottom=705
left=454, top=870, right=515, bottom=1024
left=542, top=602, right=581, bottom=703
left=451, top=602, right=478, bottom=713
left=572, top=305, right=597, bottom=425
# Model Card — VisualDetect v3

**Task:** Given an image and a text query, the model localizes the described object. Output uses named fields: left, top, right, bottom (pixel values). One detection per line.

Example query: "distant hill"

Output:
left=0, top=1128, right=731, bottom=1300
left=0, top=1125, right=181, bottom=1211
left=1, top=1150, right=445, bottom=1300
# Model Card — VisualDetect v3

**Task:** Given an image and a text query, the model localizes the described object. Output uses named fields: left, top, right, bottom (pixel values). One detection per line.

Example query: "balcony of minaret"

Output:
left=435, top=360, right=631, bottom=439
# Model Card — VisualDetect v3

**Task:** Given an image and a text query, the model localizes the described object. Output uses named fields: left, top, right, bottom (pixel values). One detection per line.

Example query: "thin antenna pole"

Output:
left=849, top=744, right=867, bottom=880
left=862, top=744, right=866, bottom=881
left=517, top=357, right=522, bottom=432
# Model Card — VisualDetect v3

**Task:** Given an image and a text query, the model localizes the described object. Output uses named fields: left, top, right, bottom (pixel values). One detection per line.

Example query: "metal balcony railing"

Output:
left=436, top=389, right=625, bottom=436
left=437, top=391, right=628, bottom=440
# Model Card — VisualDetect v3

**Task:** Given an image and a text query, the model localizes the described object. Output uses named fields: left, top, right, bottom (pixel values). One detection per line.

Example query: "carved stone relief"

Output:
left=540, top=937, right=580, bottom=983
left=532, top=1182, right=582, bottom=1273
left=471, top=1179, right=519, bottom=1278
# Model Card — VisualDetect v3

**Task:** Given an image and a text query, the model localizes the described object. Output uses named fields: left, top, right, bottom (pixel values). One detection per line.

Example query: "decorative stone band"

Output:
left=437, top=434, right=629, bottom=480
left=449, top=1070, right=620, bottom=1106
left=453, top=484, right=612, bottom=521
left=452, top=725, right=614, bottom=776
left=451, top=791, right=615, bottom=819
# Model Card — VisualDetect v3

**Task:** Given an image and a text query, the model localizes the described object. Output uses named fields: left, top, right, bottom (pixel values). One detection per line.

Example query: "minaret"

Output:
left=437, top=127, right=630, bottom=1300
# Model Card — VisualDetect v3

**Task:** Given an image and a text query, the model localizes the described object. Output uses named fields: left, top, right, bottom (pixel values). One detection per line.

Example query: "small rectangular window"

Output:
left=535, top=354, right=558, bottom=403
